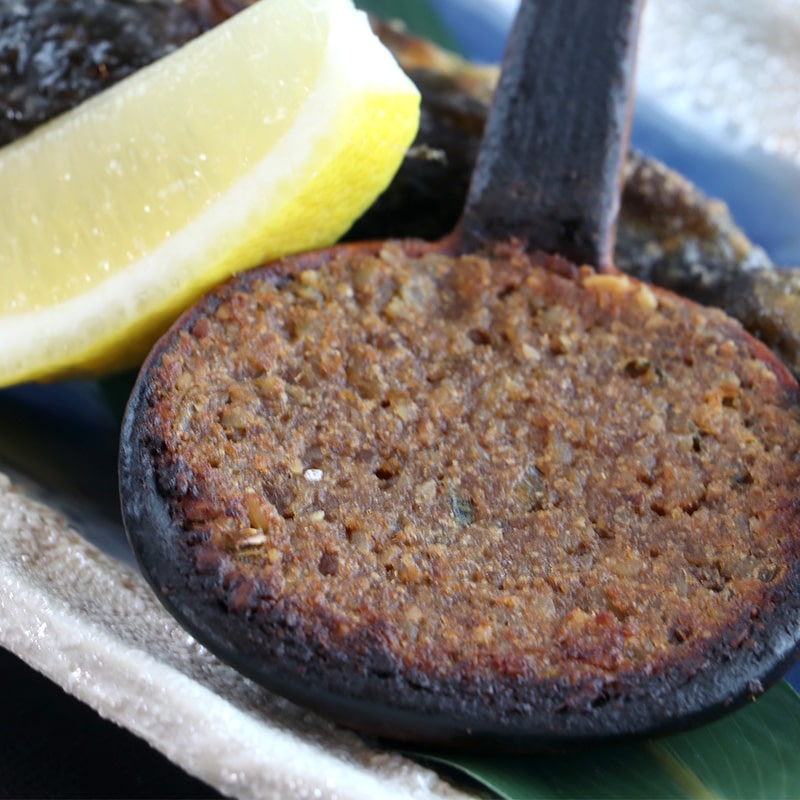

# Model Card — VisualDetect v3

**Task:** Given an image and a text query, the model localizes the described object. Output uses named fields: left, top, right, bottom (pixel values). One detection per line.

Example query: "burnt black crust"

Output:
left=120, top=242, right=800, bottom=750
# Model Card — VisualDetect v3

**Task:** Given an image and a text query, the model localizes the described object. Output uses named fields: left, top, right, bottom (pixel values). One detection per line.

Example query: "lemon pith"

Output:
left=0, top=0, right=420, bottom=387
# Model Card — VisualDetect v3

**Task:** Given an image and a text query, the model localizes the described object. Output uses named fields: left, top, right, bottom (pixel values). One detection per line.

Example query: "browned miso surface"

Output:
left=144, top=242, right=800, bottom=684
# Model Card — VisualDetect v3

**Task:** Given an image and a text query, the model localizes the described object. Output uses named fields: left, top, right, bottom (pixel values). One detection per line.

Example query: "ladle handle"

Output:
left=460, top=0, right=645, bottom=269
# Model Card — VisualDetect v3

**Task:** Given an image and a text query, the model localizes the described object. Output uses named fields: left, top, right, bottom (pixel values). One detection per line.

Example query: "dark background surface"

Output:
left=0, top=646, right=223, bottom=799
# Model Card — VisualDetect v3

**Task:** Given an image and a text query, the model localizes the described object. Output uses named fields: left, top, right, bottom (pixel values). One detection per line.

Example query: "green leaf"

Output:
left=354, top=0, right=458, bottom=51
left=412, top=681, right=800, bottom=799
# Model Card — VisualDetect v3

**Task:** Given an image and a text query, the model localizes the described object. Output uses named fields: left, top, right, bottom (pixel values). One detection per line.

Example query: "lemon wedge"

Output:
left=0, top=0, right=420, bottom=387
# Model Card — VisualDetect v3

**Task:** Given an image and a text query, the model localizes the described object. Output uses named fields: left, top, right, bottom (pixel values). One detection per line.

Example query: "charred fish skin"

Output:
left=616, top=152, right=772, bottom=303
left=0, top=0, right=242, bottom=147
left=720, top=267, right=800, bottom=376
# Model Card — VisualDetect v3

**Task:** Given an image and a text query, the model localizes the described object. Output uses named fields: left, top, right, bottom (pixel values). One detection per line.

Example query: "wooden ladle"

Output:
left=120, top=0, right=800, bottom=749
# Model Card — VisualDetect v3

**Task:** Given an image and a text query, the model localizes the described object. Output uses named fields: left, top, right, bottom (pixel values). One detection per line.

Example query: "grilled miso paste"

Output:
left=140, top=243, right=800, bottom=694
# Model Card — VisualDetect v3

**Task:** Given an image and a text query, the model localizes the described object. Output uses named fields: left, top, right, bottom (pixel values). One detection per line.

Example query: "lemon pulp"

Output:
left=0, top=0, right=420, bottom=386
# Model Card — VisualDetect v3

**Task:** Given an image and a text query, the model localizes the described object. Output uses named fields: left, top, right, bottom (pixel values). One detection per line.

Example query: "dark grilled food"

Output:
left=0, top=0, right=244, bottom=147
left=719, top=267, right=800, bottom=377
left=121, top=239, right=800, bottom=746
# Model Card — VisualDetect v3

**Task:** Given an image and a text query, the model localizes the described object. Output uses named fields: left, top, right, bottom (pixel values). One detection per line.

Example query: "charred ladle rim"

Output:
left=120, top=0, right=800, bottom=749
left=120, top=236, right=800, bottom=749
